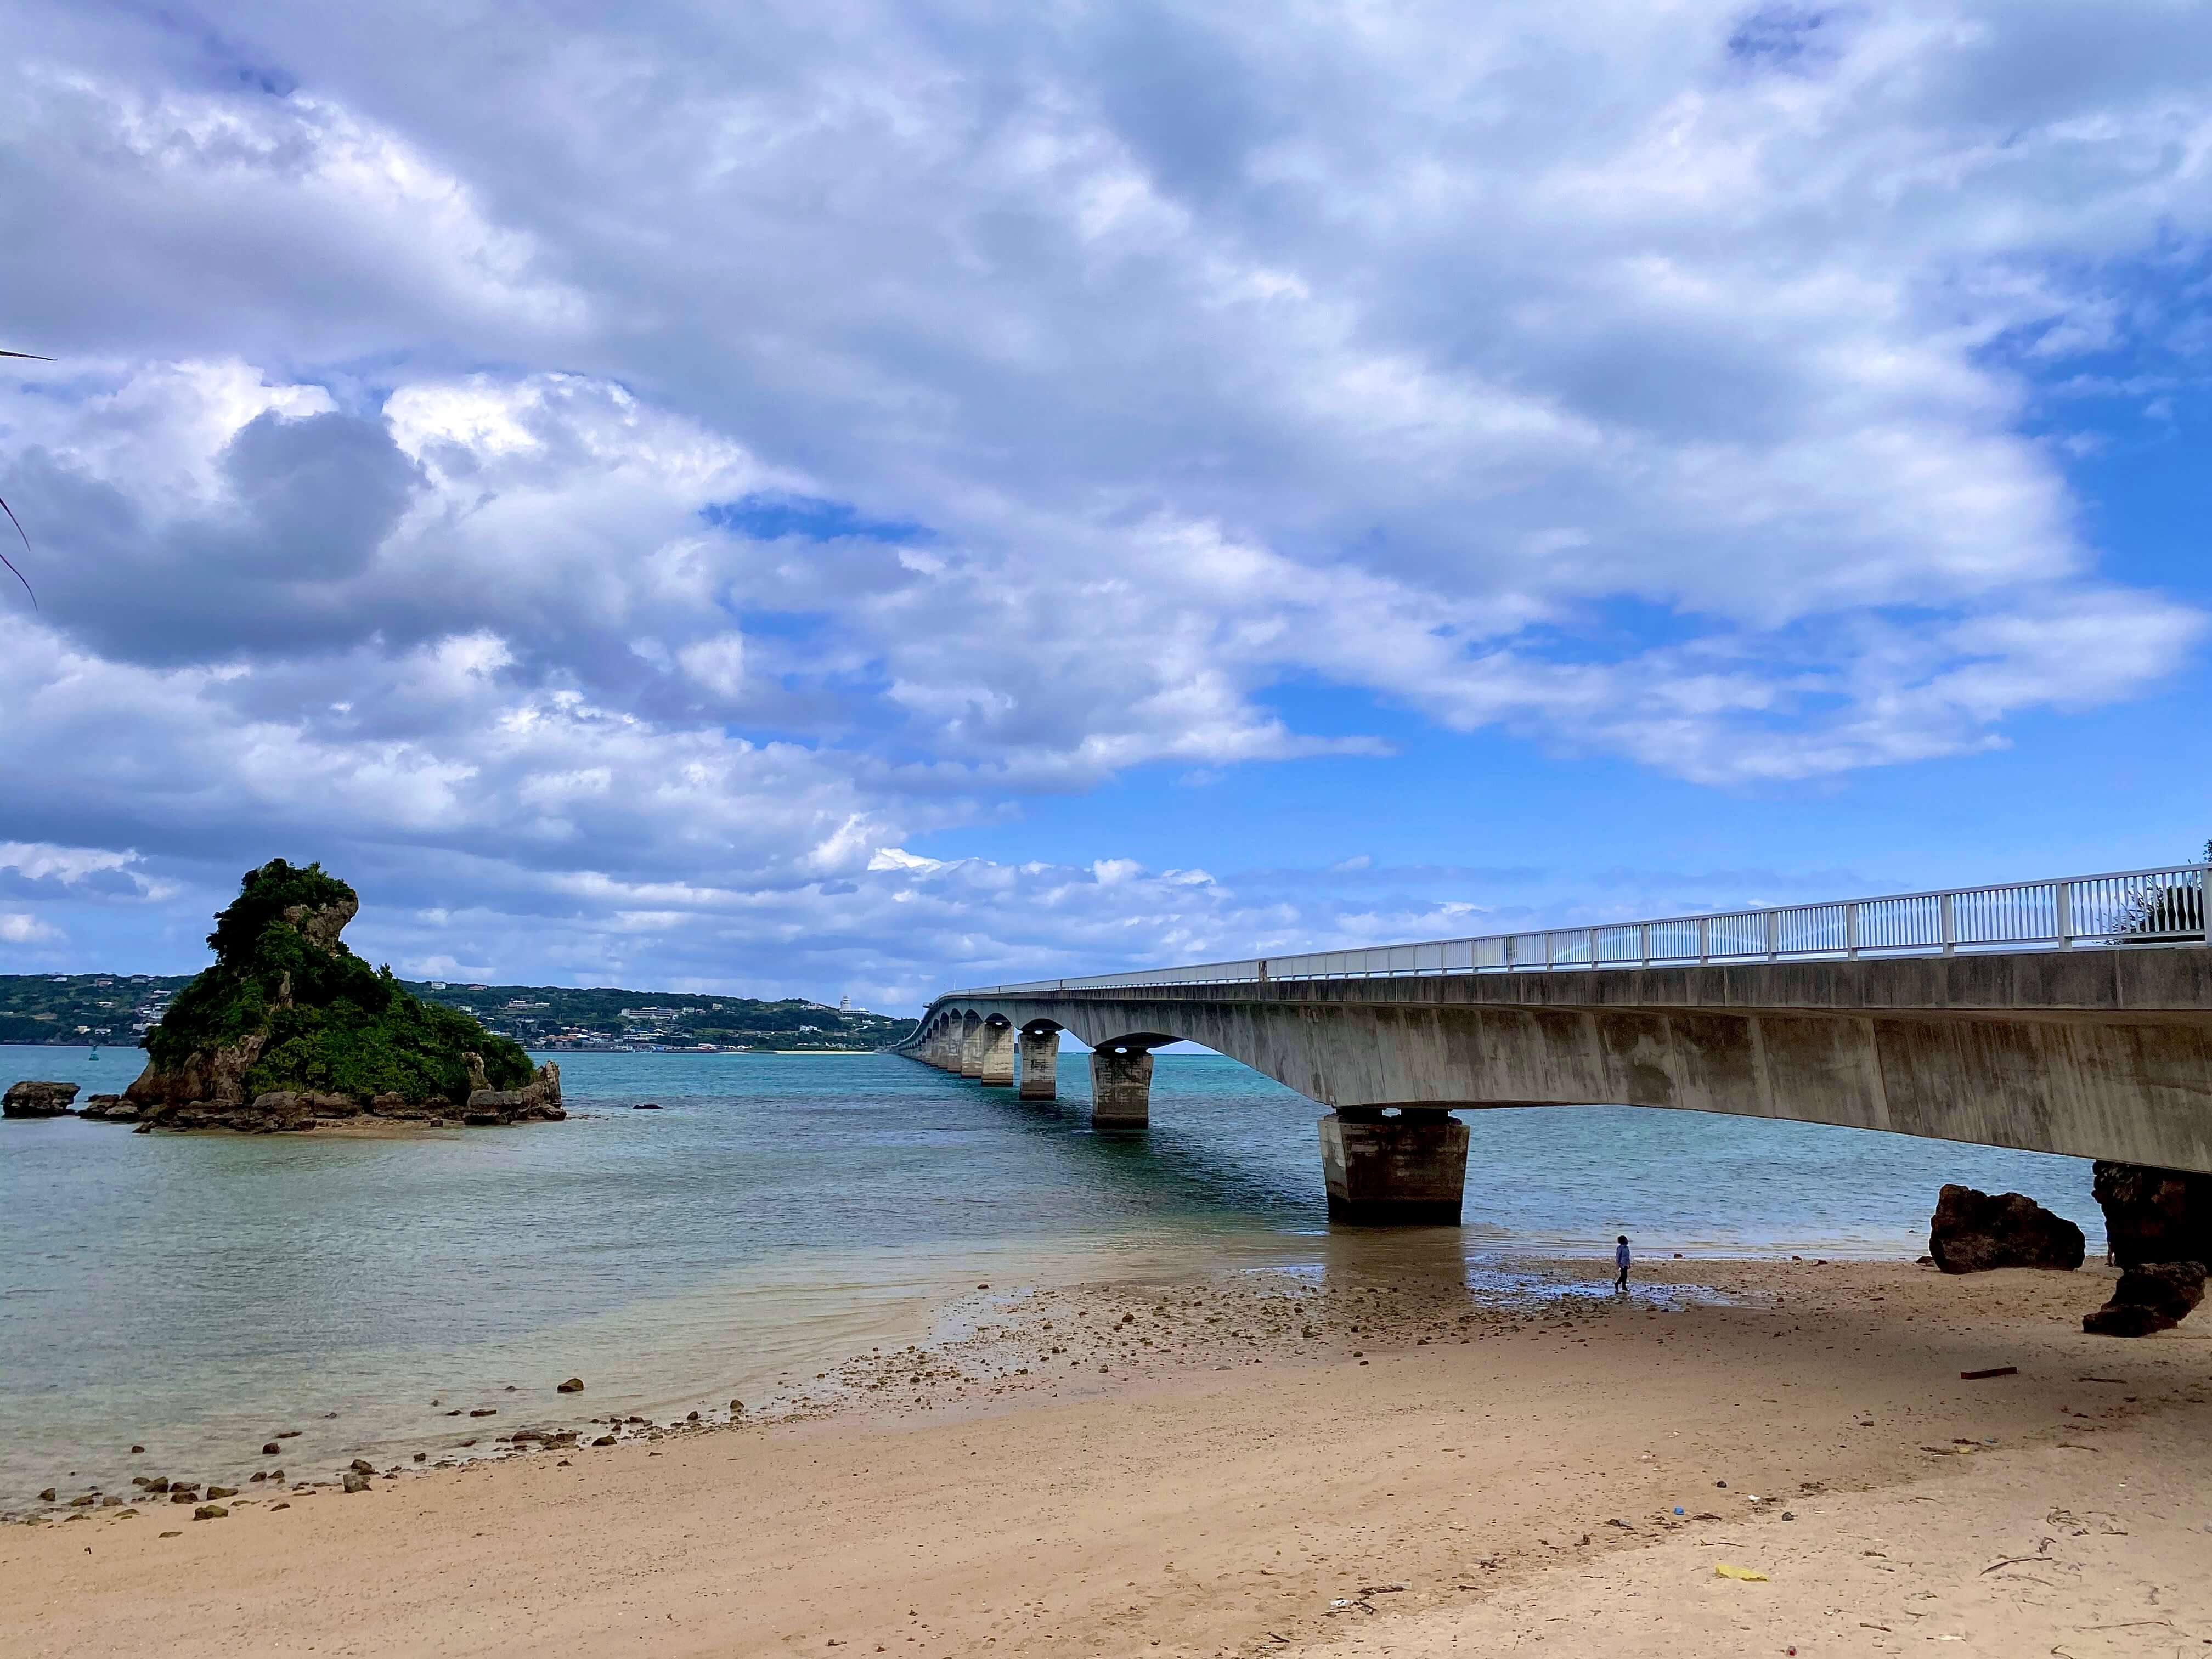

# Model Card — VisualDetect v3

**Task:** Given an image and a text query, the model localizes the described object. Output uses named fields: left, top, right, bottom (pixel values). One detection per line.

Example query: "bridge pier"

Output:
left=957, top=1014, right=985, bottom=1078
left=977, top=1020, right=1016, bottom=1086
left=1090, top=1046, right=1153, bottom=1129
left=1018, top=1028, right=1059, bottom=1100
left=1319, top=1109, right=1469, bottom=1226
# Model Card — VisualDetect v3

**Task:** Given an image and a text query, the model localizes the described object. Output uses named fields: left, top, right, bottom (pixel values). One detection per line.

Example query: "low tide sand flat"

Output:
left=3, top=1256, right=2204, bottom=1658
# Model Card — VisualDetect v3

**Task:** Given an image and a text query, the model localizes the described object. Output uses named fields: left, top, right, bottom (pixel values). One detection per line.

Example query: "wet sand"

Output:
left=3, top=1248, right=2206, bottom=1657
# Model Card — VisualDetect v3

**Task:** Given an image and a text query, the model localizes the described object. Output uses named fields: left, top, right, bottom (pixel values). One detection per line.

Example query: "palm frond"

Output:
left=0, top=347, right=44, bottom=607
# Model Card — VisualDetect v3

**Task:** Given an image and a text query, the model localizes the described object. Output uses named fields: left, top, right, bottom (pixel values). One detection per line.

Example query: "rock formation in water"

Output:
left=1926, top=1184, right=2085, bottom=1273
left=122, top=859, right=562, bottom=1132
left=2081, top=1160, right=2209, bottom=1336
left=2, top=1080, right=80, bottom=1118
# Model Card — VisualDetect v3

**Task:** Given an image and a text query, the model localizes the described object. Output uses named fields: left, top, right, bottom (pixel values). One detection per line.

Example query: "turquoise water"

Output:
left=0, top=1045, right=2103, bottom=1503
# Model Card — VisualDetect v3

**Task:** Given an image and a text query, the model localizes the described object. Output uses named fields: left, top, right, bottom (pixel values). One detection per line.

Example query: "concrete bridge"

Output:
left=896, top=866, right=2212, bottom=1222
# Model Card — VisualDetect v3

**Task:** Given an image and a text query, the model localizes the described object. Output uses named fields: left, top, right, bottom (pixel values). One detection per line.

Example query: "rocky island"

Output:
left=89, top=860, right=561, bottom=1132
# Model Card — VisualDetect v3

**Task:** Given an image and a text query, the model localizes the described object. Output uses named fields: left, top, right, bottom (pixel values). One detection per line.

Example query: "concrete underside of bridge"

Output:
left=904, top=946, right=2212, bottom=1223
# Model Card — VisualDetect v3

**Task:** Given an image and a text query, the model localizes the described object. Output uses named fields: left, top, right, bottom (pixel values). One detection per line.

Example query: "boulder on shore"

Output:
left=2092, top=1161, right=2212, bottom=1269
left=3, top=1080, right=80, bottom=1118
left=79, top=1094, right=139, bottom=1123
left=1928, top=1184, right=2085, bottom=1273
left=2083, top=1259, right=2207, bottom=1338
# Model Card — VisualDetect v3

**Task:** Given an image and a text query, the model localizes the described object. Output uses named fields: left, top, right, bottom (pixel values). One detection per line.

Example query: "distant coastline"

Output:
left=0, top=973, right=917, bottom=1053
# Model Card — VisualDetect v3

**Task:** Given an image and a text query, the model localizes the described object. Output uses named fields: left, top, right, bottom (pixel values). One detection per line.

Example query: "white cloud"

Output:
left=0, top=0, right=2206, bottom=988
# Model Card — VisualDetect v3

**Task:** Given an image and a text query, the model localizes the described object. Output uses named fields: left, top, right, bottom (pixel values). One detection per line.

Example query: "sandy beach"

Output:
left=4, top=1248, right=2205, bottom=1658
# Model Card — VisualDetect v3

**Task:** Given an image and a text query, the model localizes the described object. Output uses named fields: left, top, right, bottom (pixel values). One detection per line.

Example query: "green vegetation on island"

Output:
left=121, top=860, right=545, bottom=1125
left=145, top=860, right=534, bottom=1103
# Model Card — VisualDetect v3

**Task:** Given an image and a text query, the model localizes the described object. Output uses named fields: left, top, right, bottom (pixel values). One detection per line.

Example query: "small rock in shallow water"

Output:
left=414, top=1452, right=426, bottom=1463
left=205, top=1486, right=237, bottom=1500
left=37, top=1488, right=55, bottom=1502
left=557, top=1378, right=584, bottom=1393
left=470, top=1408, right=496, bottom=1418
left=262, top=1442, right=280, bottom=1455
left=348, top=1459, right=375, bottom=1475
left=592, top=1435, right=617, bottom=1447
left=129, top=1446, right=144, bottom=1455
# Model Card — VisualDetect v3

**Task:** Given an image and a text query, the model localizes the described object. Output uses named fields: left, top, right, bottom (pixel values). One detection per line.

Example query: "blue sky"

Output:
left=1, top=0, right=2208, bottom=1011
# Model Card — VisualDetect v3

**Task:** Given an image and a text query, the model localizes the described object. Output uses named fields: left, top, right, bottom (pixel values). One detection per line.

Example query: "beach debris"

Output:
left=557, top=1378, right=585, bottom=1393
left=1713, top=1562, right=1769, bottom=1582
left=1960, top=1365, right=2018, bottom=1380
left=159, top=1530, right=180, bottom=1538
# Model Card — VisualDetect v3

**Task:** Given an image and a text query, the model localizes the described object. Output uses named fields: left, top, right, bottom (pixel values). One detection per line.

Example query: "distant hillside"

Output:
left=0, top=973, right=190, bottom=1045
left=0, top=973, right=916, bottom=1052
left=399, top=983, right=917, bottom=1052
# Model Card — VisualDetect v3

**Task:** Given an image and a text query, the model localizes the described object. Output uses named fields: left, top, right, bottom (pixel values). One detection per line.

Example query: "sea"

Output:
left=0, top=1045, right=2106, bottom=1503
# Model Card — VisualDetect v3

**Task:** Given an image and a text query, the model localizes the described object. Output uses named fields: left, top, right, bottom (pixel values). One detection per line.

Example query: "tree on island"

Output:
left=122, top=859, right=559, bottom=1131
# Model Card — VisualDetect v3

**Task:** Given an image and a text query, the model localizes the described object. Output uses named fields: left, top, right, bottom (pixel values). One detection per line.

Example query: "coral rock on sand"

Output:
left=1927, top=1185, right=2085, bottom=1273
left=2083, top=1259, right=2208, bottom=1338
left=3, top=1080, right=80, bottom=1118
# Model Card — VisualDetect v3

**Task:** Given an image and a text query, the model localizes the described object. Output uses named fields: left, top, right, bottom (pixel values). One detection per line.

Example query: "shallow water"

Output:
left=0, top=1045, right=2102, bottom=1502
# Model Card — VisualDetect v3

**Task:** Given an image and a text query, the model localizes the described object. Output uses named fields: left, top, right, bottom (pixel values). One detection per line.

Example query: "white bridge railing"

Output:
left=938, top=863, right=2210, bottom=999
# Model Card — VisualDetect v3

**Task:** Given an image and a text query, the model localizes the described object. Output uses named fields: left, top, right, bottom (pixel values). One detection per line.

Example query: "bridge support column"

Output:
left=958, top=1017, right=985, bottom=1078
left=1319, top=1110, right=1469, bottom=1226
left=1018, top=1030, right=1059, bottom=1100
left=1090, top=1047, right=1153, bottom=1129
left=977, top=1021, right=1016, bottom=1086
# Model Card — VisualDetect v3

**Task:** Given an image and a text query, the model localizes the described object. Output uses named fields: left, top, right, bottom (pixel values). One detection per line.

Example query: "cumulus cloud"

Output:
left=0, top=0, right=2206, bottom=990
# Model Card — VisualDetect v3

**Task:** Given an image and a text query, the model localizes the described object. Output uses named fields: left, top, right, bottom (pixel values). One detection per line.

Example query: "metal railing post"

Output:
left=1765, top=910, right=1779, bottom=960
left=1939, top=891, right=1956, bottom=955
left=2055, top=885, right=2073, bottom=949
left=1639, top=922, right=1650, bottom=967
left=1844, top=904, right=1859, bottom=958
left=1697, top=916, right=1708, bottom=964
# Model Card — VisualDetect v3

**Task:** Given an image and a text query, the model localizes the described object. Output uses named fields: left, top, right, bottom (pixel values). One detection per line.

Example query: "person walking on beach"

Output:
left=1614, top=1234, right=1631, bottom=1292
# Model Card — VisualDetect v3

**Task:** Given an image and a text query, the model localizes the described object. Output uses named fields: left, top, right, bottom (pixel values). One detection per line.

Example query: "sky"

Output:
left=1, top=0, right=2208, bottom=1012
